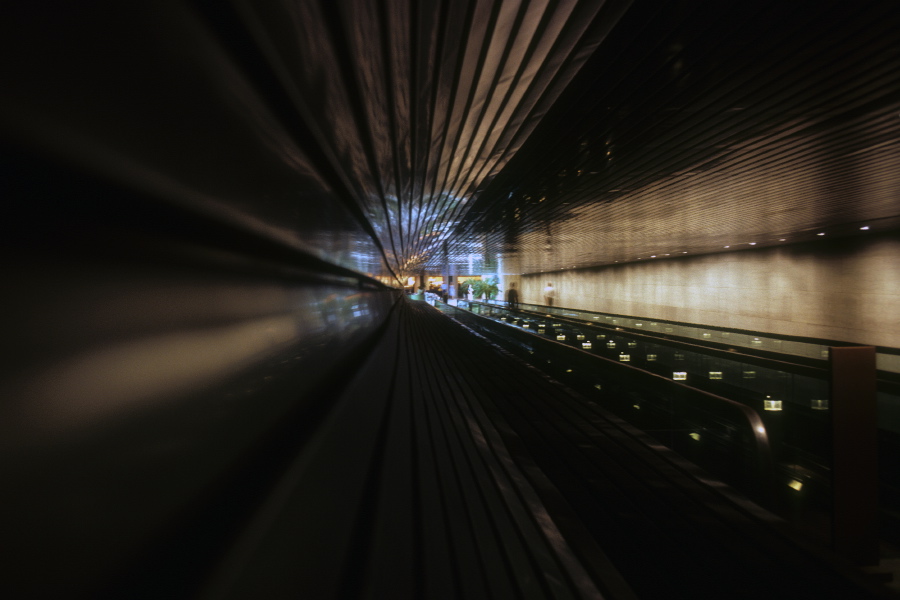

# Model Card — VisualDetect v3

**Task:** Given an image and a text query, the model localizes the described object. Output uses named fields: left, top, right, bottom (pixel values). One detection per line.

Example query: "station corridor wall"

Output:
left=520, top=232, right=900, bottom=348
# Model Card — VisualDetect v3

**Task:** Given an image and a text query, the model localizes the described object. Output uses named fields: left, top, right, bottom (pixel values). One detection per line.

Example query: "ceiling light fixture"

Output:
left=860, top=226, right=870, bottom=230
left=817, top=232, right=825, bottom=236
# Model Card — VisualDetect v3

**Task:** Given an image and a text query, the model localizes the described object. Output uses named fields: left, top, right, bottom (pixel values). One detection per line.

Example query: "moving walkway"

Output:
left=452, top=299, right=900, bottom=557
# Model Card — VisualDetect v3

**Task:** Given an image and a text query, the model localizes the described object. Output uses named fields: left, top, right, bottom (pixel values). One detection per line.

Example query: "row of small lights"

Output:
left=632, top=251, right=689, bottom=261
left=630, top=225, right=873, bottom=262
left=532, top=226, right=873, bottom=271
left=722, top=225, right=871, bottom=249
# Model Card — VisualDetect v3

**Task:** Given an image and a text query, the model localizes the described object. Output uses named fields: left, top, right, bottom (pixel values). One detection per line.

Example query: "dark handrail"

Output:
left=469, top=301, right=830, bottom=378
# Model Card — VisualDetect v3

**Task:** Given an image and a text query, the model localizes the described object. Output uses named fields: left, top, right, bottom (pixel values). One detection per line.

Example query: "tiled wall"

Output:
left=516, top=234, right=900, bottom=348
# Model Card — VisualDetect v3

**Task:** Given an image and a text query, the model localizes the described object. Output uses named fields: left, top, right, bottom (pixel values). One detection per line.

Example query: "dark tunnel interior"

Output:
left=2, top=1, right=900, bottom=598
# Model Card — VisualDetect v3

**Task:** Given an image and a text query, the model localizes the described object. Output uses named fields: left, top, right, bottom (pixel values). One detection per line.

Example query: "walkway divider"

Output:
left=831, top=346, right=879, bottom=566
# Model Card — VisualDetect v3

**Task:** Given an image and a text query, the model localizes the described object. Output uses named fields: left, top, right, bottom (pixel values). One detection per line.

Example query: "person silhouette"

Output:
left=506, top=282, right=519, bottom=311
left=544, top=282, right=555, bottom=307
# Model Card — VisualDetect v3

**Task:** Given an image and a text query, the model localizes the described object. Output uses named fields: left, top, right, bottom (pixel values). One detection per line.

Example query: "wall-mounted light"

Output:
left=764, top=399, right=783, bottom=411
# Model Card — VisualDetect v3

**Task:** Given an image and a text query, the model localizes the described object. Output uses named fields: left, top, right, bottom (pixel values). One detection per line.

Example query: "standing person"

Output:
left=544, top=282, right=555, bottom=307
left=506, top=282, right=519, bottom=311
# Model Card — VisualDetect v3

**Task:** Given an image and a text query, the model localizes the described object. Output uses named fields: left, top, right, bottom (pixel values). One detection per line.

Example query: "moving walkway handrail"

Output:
left=481, top=300, right=900, bottom=379
left=467, top=300, right=829, bottom=379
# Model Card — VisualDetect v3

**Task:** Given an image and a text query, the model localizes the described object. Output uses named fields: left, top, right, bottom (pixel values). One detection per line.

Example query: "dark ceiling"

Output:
left=450, top=0, right=900, bottom=276
left=2, top=0, right=899, bottom=282
left=221, top=0, right=636, bottom=277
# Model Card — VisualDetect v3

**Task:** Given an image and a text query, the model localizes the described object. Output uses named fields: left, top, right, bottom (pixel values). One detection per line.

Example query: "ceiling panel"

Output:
left=2, top=1, right=898, bottom=282
left=231, top=0, right=634, bottom=278
left=439, top=0, right=900, bottom=275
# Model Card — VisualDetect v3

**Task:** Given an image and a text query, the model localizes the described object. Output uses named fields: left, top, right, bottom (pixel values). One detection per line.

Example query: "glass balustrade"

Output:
left=503, top=301, right=900, bottom=373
